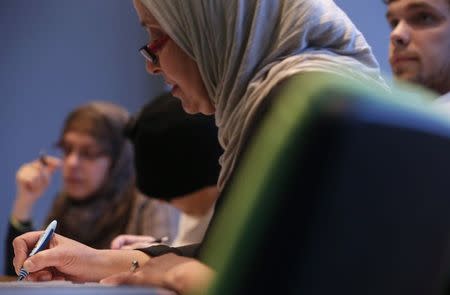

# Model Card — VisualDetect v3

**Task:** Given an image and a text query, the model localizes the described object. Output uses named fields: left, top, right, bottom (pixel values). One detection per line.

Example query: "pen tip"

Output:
left=17, top=268, right=28, bottom=281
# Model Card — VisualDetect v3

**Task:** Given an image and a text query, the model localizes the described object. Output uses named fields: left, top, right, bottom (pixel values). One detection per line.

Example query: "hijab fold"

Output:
left=141, top=0, right=387, bottom=190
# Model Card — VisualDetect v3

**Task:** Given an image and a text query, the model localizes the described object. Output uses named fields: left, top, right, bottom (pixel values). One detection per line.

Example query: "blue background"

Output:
left=0, top=0, right=391, bottom=274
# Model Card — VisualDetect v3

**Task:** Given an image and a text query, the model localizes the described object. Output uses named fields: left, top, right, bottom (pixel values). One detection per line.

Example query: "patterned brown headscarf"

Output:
left=45, top=101, right=136, bottom=249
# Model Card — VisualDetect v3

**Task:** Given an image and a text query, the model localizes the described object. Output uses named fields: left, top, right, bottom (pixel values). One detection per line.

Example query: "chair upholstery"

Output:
left=201, top=73, right=450, bottom=295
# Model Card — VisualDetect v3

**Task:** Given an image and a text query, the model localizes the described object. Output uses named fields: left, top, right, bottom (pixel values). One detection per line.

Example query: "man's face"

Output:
left=386, top=0, right=450, bottom=94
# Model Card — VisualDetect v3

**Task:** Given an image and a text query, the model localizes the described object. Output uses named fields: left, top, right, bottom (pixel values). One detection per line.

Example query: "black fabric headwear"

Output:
left=126, top=93, right=222, bottom=201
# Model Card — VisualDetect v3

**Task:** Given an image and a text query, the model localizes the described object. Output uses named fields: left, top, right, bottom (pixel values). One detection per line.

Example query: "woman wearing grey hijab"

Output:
left=136, top=0, right=387, bottom=192
left=12, top=0, right=387, bottom=293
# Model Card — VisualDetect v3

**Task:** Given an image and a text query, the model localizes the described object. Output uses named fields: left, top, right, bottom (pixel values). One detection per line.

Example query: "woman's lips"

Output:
left=65, top=177, right=83, bottom=185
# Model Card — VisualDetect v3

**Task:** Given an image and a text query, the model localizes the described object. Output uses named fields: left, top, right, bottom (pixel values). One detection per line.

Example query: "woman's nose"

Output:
left=390, top=21, right=411, bottom=48
left=65, top=152, right=81, bottom=167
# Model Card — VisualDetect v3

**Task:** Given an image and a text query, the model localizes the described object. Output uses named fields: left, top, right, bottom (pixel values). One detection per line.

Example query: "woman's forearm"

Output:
left=91, top=249, right=151, bottom=281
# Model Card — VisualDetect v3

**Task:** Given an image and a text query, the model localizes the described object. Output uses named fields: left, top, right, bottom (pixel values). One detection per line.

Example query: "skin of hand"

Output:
left=169, top=186, right=218, bottom=217
left=13, top=156, right=61, bottom=221
left=101, top=253, right=215, bottom=294
left=13, top=231, right=150, bottom=282
left=110, top=235, right=159, bottom=250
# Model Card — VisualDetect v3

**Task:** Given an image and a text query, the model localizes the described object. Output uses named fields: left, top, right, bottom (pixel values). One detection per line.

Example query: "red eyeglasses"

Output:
left=139, top=35, right=170, bottom=66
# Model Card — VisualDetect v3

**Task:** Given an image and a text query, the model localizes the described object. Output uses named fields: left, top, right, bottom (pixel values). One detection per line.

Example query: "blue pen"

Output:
left=17, top=220, right=57, bottom=281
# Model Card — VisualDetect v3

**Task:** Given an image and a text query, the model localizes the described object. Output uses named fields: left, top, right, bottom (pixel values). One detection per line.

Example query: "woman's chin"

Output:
left=63, top=186, right=91, bottom=199
left=184, top=100, right=216, bottom=115
left=202, top=103, right=216, bottom=115
left=176, top=92, right=215, bottom=115
left=183, top=107, right=200, bottom=114
left=179, top=99, right=199, bottom=114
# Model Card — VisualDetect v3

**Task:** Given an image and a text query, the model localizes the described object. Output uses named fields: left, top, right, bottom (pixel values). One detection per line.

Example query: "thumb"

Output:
left=110, top=237, right=123, bottom=250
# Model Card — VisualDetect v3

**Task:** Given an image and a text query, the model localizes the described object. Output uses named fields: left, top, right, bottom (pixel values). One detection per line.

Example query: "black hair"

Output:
left=127, top=93, right=222, bottom=201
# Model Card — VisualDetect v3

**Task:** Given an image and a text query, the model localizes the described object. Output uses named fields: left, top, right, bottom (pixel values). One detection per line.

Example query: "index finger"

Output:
left=12, top=231, right=44, bottom=274
left=120, top=242, right=155, bottom=250
left=110, top=235, right=156, bottom=249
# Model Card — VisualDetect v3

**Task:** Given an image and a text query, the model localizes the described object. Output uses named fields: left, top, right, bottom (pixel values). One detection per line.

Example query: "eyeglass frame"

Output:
left=139, top=34, right=170, bottom=66
left=55, top=141, right=109, bottom=162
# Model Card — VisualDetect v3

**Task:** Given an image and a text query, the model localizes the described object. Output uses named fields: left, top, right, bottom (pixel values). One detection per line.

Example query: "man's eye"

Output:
left=411, top=12, right=437, bottom=26
left=388, top=19, right=399, bottom=29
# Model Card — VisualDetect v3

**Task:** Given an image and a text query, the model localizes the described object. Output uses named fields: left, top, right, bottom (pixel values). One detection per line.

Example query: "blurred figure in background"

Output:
left=5, top=101, right=177, bottom=275
left=111, top=93, right=222, bottom=250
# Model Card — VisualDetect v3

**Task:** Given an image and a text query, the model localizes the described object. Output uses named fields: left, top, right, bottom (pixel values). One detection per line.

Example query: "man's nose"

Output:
left=390, top=21, right=411, bottom=48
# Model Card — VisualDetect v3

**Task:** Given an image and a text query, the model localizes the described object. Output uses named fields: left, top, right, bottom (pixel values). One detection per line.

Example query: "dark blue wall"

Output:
left=0, top=0, right=392, bottom=274
left=0, top=0, right=166, bottom=274
left=335, top=0, right=391, bottom=77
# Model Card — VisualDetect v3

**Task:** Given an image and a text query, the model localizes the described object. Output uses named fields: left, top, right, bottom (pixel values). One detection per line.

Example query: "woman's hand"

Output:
left=110, top=234, right=161, bottom=250
left=13, top=156, right=61, bottom=221
left=13, top=231, right=150, bottom=282
left=101, top=253, right=215, bottom=294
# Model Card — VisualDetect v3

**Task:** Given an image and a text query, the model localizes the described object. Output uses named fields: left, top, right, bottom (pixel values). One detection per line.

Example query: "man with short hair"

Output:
left=384, top=0, right=450, bottom=100
left=110, top=93, right=222, bottom=250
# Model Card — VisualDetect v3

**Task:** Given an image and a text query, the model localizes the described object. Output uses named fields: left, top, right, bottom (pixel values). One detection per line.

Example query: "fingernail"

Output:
left=23, top=259, right=35, bottom=271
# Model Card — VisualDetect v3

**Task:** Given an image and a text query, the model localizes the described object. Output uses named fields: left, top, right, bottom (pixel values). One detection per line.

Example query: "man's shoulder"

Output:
left=432, top=92, right=450, bottom=113
left=437, top=92, right=450, bottom=102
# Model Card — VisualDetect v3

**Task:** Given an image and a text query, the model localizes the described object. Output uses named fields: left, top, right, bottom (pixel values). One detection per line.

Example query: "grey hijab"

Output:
left=140, top=0, right=387, bottom=190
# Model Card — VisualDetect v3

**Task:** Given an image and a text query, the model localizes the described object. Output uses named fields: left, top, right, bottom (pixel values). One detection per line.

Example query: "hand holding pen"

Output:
left=17, top=220, right=58, bottom=281
left=13, top=229, right=151, bottom=282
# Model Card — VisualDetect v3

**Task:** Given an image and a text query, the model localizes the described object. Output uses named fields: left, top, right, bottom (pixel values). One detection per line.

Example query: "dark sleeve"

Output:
left=4, top=221, right=33, bottom=276
left=138, top=243, right=200, bottom=258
